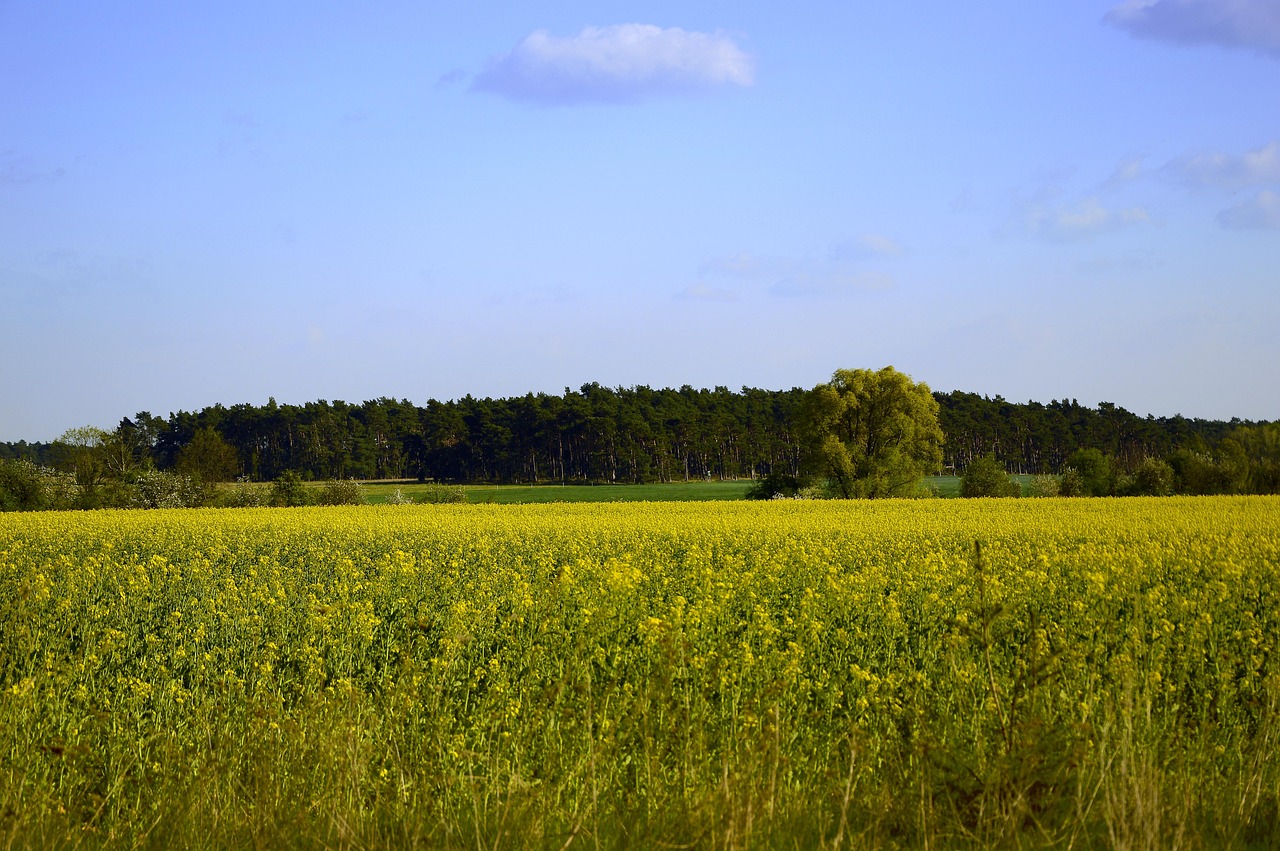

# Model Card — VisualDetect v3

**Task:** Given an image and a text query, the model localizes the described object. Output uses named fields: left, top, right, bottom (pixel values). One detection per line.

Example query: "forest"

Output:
left=1, top=383, right=1265, bottom=488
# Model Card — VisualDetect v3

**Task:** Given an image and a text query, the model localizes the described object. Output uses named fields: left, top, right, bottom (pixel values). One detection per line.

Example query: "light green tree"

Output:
left=53, top=426, right=111, bottom=491
left=175, top=428, right=241, bottom=488
left=800, top=366, right=943, bottom=498
left=960, top=455, right=1021, bottom=498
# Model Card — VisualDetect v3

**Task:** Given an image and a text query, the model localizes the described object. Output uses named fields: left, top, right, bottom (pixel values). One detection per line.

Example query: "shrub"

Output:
left=0, top=460, right=78, bottom=511
left=1058, top=468, right=1085, bottom=497
left=417, top=483, right=467, bottom=504
left=1064, top=448, right=1113, bottom=496
left=222, top=478, right=267, bottom=508
left=1028, top=474, right=1060, bottom=497
left=745, top=472, right=804, bottom=500
left=132, top=470, right=203, bottom=509
left=959, top=456, right=1021, bottom=498
left=269, top=471, right=311, bottom=507
left=315, top=479, right=367, bottom=506
left=1130, top=457, right=1175, bottom=496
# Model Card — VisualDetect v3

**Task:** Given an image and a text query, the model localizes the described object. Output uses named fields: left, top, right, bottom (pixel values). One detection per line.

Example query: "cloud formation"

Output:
left=0, top=150, right=65, bottom=186
left=1023, top=196, right=1151, bottom=242
left=830, top=234, right=905, bottom=259
left=1105, top=0, right=1280, bottom=57
left=473, top=24, right=754, bottom=105
left=1163, top=140, right=1280, bottom=189
left=1217, top=190, right=1280, bottom=229
left=675, top=282, right=737, bottom=302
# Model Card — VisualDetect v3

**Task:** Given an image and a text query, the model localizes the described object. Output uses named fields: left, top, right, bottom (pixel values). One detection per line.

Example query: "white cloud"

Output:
left=473, top=24, right=755, bottom=105
left=1217, top=189, right=1280, bottom=229
left=1104, top=156, right=1146, bottom=188
left=1024, top=196, right=1151, bottom=241
left=1105, top=0, right=1280, bottom=57
left=831, top=234, right=905, bottom=258
left=1164, top=141, right=1280, bottom=189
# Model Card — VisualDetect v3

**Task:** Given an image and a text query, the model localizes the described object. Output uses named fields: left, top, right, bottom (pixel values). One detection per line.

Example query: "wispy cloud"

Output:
left=1163, top=141, right=1280, bottom=189
left=675, top=282, right=737, bottom=302
left=1104, top=156, right=1146, bottom=188
left=1218, top=189, right=1280, bottom=229
left=473, top=24, right=754, bottom=105
left=436, top=69, right=467, bottom=88
left=1105, top=0, right=1280, bottom=57
left=830, top=234, right=905, bottom=259
left=0, top=150, right=66, bottom=186
left=1022, top=196, right=1151, bottom=242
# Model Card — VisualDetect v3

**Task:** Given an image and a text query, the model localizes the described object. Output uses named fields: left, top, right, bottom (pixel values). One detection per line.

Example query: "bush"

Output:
left=221, top=478, right=267, bottom=508
left=1130, top=457, right=1175, bottom=496
left=269, top=471, right=311, bottom=507
left=745, top=472, right=803, bottom=500
left=1, top=459, right=51, bottom=511
left=1064, top=448, right=1113, bottom=496
left=0, top=459, right=78, bottom=511
left=1027, top=474, right=1060, bottom=498
left=132, top=470, right=203, bottom=509
left=1058, top=468, right=1085, bottom=497
left=315, top=479, right=367, bottom=506
left=416, top=483, right=467, bottom=504
left=959, top=456, right=1021, bottom=498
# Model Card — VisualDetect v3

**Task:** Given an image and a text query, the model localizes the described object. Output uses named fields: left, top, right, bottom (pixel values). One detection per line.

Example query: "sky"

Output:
left=2, top=0, right=1278, bottom=441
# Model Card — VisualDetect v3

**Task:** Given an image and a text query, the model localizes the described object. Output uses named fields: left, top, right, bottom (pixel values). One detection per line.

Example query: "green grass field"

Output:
left=360, top=479, right=756, bottom=504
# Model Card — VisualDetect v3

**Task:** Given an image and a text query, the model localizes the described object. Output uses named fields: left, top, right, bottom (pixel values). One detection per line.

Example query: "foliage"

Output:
left=1170, top=445, right=1248, bottom=495
left=414, top=483, right=467, bottom=504
left=800, top=366, right=944, bottom=498
left=959, top=455, right=1021, bottom=497
left=1233, top=422, right=1280, bottom=493
left=175, top=427, right=240, bottom=487
left=11, top=385, right=1268, bottom=495
left=1027, top=473, right=1061, bottom=497
left=385, top=488, right=414, bottom=505
left=0, top=459, right=76, bottom=511
left=221, top=479, right=267, bottom=508
left=1064, top=447, right=1113, bottom=496
left=1058, top=467, right=1085, bottom=497
left=0, top=499, right=1278, bottom=847
left=314, top=479, right=367, bottom=506
left=1129, top=456, right=1175, bottom=496
left=51, top=426, right=112, bottom=503
left=743, top=471, right=804, bottom=500
left=129, top=470, right=204, bottom=509
left=268, top=470, right=310, bottom=507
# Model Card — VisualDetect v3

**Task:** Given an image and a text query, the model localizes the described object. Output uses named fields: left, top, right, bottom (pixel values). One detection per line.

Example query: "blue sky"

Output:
left=3, top=0, right=1278, bottom=440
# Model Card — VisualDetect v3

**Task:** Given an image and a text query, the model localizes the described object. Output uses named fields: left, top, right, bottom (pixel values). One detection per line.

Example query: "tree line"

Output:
left=2, top=376, right=1276, bottom=510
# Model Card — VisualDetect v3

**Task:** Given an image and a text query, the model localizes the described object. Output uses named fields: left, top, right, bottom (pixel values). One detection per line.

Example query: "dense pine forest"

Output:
left=0, top=385, right=1259, bottom=485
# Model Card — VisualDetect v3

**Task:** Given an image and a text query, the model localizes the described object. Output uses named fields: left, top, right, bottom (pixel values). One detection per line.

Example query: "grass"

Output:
left=360, top=479, right=755, bottom=504
left=926, top=474, right=1038, bottom=498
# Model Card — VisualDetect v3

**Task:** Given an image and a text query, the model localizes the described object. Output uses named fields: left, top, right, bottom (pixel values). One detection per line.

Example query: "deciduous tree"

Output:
left=800, top=366, right=943, bottom=498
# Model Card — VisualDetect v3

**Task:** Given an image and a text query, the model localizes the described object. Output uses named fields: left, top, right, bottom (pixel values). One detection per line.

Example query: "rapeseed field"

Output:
left=2, top=498, right=1278, bottom=848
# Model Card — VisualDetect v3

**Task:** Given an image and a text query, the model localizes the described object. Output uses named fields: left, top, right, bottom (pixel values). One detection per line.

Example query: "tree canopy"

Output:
left=800, top=367, right=944, bottom=498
